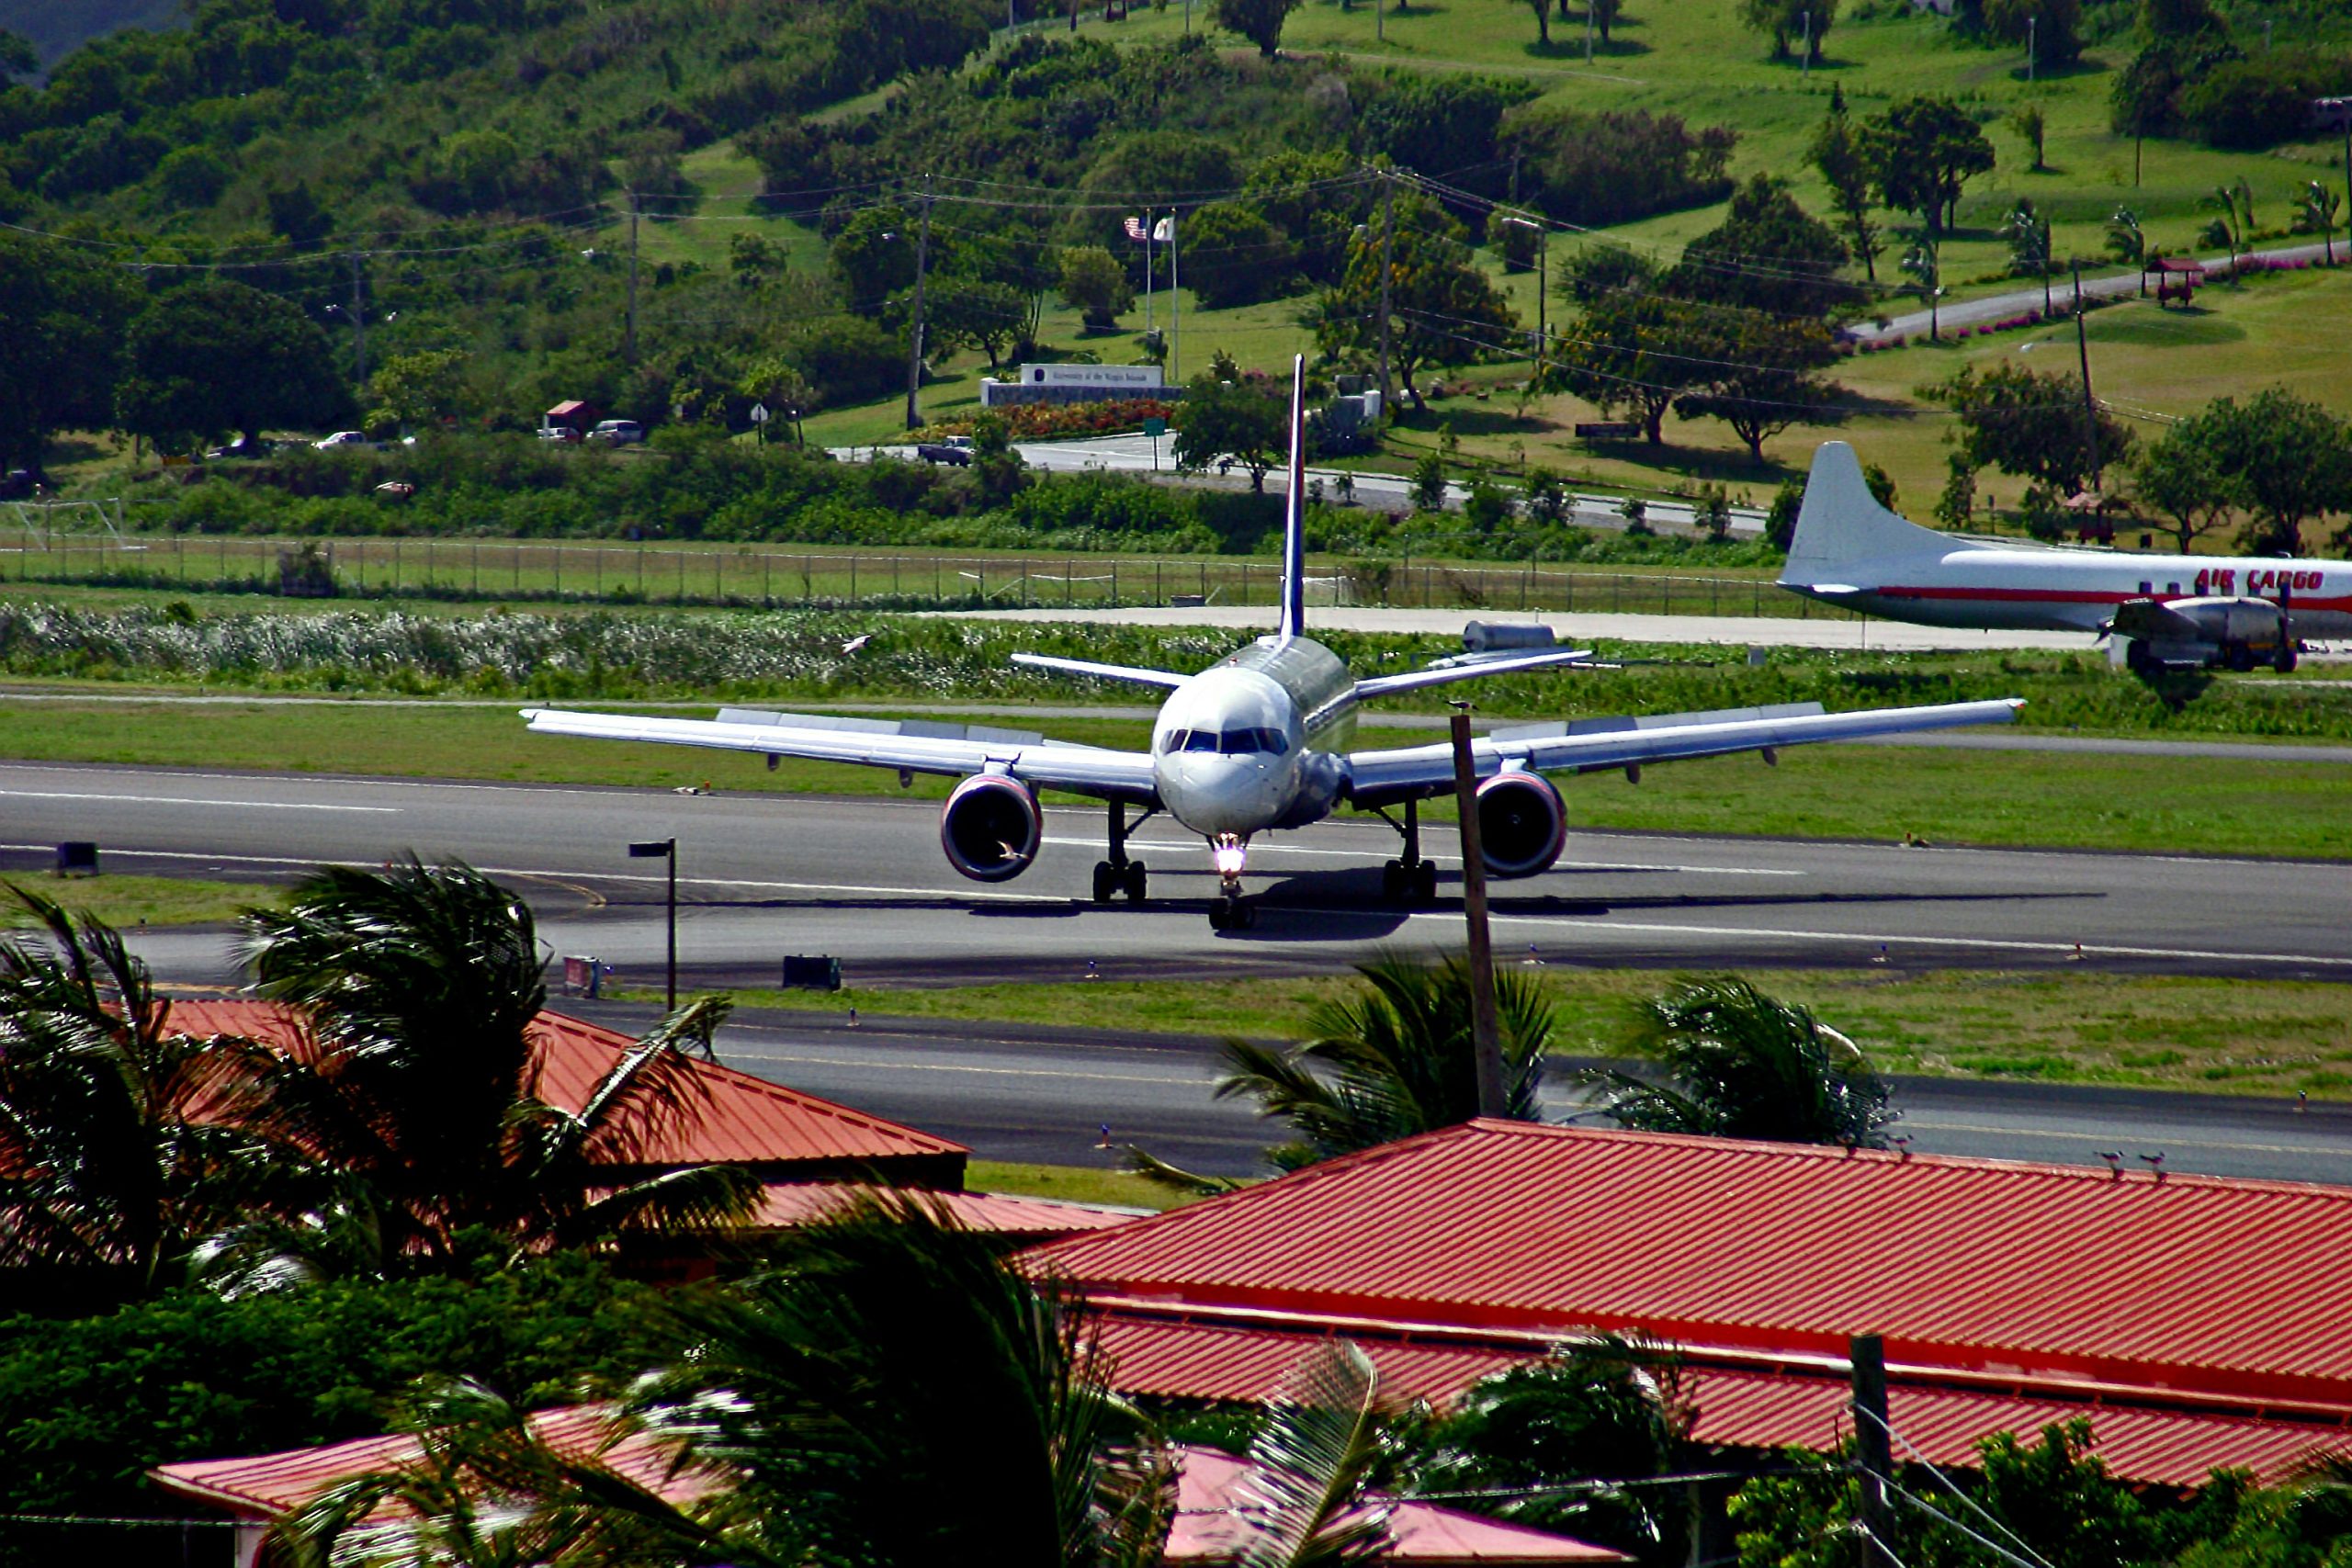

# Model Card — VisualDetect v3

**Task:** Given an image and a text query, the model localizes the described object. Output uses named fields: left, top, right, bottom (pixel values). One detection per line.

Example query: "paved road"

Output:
left=1853, top=242, right=2337, bottom=343
left=559, top=998, right=2352, bottom=1186
left=832, top=436, right=1767, bottom=534
left=4, top=762, right=2347, bottom=988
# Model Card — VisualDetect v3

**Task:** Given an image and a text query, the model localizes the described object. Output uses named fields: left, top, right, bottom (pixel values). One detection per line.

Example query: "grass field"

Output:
left=3, top=689, right=2347, bottom=859
left=644, top=964, right=2352, bottom=1098
left=964, top=1157, right=1193, bottom=1210
left=0, top=872, right=278, bottom=930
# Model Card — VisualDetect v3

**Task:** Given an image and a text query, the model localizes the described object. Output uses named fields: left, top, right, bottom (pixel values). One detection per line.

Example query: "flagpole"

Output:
left=1145, top=209, right=1155, bottom=337
left=1169, top=211, right=1181, bottom=383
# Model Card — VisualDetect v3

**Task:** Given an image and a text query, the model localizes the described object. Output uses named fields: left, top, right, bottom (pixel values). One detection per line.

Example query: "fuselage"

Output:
left=1785, top=543, right=2352, bottom=637
left=1149, top=636, right=1356, bottom=838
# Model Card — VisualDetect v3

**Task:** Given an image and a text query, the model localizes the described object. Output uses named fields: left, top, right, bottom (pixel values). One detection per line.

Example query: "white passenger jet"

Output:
left=1781, top=442, right=2352, bottom=673
left=523, top=363, right=2021, bottom=929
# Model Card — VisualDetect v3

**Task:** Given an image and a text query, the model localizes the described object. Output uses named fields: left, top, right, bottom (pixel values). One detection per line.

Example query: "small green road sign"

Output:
left=1142, top=418, right=1166, bottom=437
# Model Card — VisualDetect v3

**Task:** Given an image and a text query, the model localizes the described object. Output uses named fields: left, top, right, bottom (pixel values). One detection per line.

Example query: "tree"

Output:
left=1588, top=0, right=1623, bottom=44
left=1928, top=362, right=2134, bottom=500
left=1412, top=1338, right=1692, bottom=1561
left=1180, top=201, right=1296, bottom=310
left=1810, top=85, right=1883, bottom=282
left=283, top=1197, right=1180, bottom=1567
left=2129, top=409, right=2245, bottom=553
left=1739, top=0, right=1836, bottom=62
left=0, top=29, right=36, bottom=83
left=739, top=355, right=817, bottom=445
left=2295, top=180, right=2343, bottom=267
left=0, top=888, right=277, bottom=1302
left=1581, top=975, right=1896, bottom=1146
left=1057, top=244, right=1136, bottom=333
left=1172, top=369, right=1286, bottom=491
left=117, top=278, right=349, bottom=452
left=1899, top=228, right=1942, bottom=342
left=0, top=235, right=137, bottom=477
left=1204, top=953, right=1550, bottom=1174
left=2105, top=206, right=2147, bottom=269
left=1672, top=317, right=1847, bottom=463
left=1669, top=175, right=1858, bottom=321
left=1988, top=0, right=2083, bottom=69
left=366, top=349, right=472, bottom=434
left=2202, top=178, right=2253, bottom=278
left=228, top=857, right=760, bottom=1280
left=924, top=273, right=1029, bottom=368
left=1526, top=0, right=1553, bottom=48
left=1551, top=288, right=1711, bottom=445
left=829, top=204, right=916, bottom=315
left=1864, top=96, right=1996, bottom=237
left=2183, top=389, right=2352, bottom=554
left=1211, top=0, right=1301, bottom=57
left=2010, top=101, right=2047, bottom=170
left=1316, top=193, right=1520, bottom=410
left=2003, top=197, right=2054, bottom=314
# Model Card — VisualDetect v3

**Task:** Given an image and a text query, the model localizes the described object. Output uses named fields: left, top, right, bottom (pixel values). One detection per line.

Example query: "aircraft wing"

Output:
left=1343, top=697, right=2023, bottom=807
left=1352, top=647, right=1597, bottom=698
left=520, top=706, right=1159, bottom=802
left=2103, top=598, right=2209, bottom=641
left=1009, top=653, right=1192, bottom=690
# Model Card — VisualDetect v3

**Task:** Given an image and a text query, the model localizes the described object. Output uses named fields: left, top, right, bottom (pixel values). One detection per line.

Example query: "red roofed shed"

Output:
left=1026, top=1121, right=2352, bottom=1484
left=161, top=999, right=967, bottom=1187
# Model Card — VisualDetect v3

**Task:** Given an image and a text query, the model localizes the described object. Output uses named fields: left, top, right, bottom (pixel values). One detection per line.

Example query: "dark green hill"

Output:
left=0, top=0, right=183, bottom=71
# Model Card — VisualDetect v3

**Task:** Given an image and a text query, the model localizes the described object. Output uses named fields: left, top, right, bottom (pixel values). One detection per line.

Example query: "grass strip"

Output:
left=962, top=1159, right=1195, bottom=1213
left=656, top=967, right=2352, bottom=1100
left=0, top=871, right=278, bottom=931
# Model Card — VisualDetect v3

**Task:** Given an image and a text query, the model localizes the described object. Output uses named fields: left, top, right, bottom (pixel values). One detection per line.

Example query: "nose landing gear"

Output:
left=1091, top=802, right=1152, bottom=904
left=1207, top=832, right=1256, bottom=930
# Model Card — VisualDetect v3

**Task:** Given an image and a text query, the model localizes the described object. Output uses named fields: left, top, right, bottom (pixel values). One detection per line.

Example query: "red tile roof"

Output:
left=1170, top=1445, right=1630, bottom=1563
left=160, top=999, right=967, bottom=1180
left=1026, top=1120, right=2352, bottom=1483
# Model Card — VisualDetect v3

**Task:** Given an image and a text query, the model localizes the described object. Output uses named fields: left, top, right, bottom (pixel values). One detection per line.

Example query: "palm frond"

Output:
left=1235, top=1341, right=1395, bottom=1568
left=1120, top=1144, right=1249, bottom=1197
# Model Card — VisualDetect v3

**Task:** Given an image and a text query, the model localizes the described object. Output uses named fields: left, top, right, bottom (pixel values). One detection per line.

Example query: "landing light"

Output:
left=1213, top=834, right=1248, bottom=876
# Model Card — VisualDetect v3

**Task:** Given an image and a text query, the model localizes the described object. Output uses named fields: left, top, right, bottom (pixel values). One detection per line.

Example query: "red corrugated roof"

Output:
left=1026, top=1120, right=2352, bottom=1479
left=160, top=999, right=965, bottom=1175
left=151, top=1404, right=711, bottom=1520
left=747, top=1182, right=1142, bottom=1238
left=1084, top=1314, right=2341, bottom=1487
left=1170, top=1446, right=1631, bottom=1563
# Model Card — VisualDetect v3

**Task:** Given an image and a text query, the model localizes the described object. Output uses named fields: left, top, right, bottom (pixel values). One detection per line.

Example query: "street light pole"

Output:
left=628, top=838, right=678, bottom=1012
left=1447, top=703, right=1505, bottom=1118
left=2028, top=13, right=2036, bottom=83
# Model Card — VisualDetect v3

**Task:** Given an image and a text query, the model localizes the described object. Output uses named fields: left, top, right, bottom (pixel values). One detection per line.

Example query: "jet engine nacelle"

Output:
left=1475, top=771, right=1567, bottom=879
left=940, top=773, right=1043, bottom=882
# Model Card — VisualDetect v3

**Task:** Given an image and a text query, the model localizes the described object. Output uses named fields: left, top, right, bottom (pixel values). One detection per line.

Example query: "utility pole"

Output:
left=625, top=189, right=640, bottom=367
left=1583, top=0, right=1591, bottom=62
left=1802, top=9, right=1811, bottom=78
left=2073, top=259, right=2101, bottom=491
left=1377, top=175, right=1396, bottom=412
left=1448, top=704, right=1506, bottom=1117
left=347, top=251, right=368, bottom=384
left=1850, top=1335, right=1894, bottom=1568
left=904, top=175, right=933, bottom=432
left=2027, top=12, right=2037, bottom=82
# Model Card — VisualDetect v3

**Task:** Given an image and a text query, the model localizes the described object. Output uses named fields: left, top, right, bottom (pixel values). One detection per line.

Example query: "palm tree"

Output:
left=1230, top=1341, right=1397, bottom=1567
left=1581, top=975, right=1895, bottom=1147
left=228, top=856, right=758, bottom=1279
left=1410, top=1336, right=1693, bottom=1564
left=1204, top=953, right=1552, bottom=1176
left=280, top=1194, right=1182, bottom=1567
left=2296, top=180, right=2343, bottom=267
left=0, top=886, right=280, bottom=1299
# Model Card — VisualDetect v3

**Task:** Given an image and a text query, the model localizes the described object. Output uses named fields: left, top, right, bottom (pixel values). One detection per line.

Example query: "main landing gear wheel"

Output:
left=1123, top=860, right=1148, bottom=901
left=1209, top=894, right=1257, bottom=931
left=1091, top=862, right=1117, bottom=904
left=1380, top=859, right=1439, bottom=903
left=2277, top=643, right=2300, bottom=673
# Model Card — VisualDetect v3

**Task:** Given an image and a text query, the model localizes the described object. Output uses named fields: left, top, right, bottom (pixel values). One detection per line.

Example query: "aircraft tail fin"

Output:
left=1781, top=441, right=1951, bottom=588
left=1279, top=354, right=1308, bottom=641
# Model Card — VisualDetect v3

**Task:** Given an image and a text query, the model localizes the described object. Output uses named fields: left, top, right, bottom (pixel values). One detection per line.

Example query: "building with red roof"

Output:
left=153, top=1426, right=1626, bottom=1568
left=1026, top=1119, right=2352, bottom=1486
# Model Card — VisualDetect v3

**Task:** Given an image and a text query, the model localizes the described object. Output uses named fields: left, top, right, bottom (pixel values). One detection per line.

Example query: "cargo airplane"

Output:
left=523, top=363, right=2022, bottom=930
left=1781, top=442, right=2352, bottom=673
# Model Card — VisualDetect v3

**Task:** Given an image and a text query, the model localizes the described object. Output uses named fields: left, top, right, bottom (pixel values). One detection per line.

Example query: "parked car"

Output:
left=915, top=434, right=973, bottom=466
left=0, top=469, right=37, bottom=500
left=204, top=436, right=274, bottom=459
left=587, top=419, right=647, bottom=446
left=313, top=431, right=375, bottom=450
left=537, top=424, right=582, bottom=443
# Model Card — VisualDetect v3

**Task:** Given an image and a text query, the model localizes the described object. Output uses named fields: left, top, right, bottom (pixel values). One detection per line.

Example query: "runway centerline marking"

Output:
left=0, top=789, right=399, bottom=814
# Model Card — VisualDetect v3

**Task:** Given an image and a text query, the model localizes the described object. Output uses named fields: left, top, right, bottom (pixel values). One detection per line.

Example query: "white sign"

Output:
left=1018, top=364, right=1164, bottom=389
left=749, top=402, right=770, bottom=423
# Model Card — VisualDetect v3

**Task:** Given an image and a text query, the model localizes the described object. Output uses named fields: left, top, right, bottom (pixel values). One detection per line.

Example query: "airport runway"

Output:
left=560, top=998, right=2352, bottom=1186
left=3, top=760, right=2347, bottom=987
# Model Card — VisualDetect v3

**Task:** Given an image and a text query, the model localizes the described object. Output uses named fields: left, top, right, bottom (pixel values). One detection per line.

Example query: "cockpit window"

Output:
left=1220, top=728, right=1289, bottom=755
left=1183, top=728, right=1221, bottom=752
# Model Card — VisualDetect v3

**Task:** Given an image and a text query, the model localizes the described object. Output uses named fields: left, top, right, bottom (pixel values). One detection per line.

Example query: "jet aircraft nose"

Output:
left=1161, top=752, right=1288, bottom=837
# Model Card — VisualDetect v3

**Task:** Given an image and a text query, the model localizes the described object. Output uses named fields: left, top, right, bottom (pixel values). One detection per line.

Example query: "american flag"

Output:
left=1124, top=215, right=1149, bottom=242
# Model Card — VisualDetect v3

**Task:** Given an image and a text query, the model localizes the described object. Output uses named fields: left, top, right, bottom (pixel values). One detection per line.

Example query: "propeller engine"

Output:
left=940, top=773, right=1043, bottom=882
left=1476, top=771, right=1567, bottom=878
